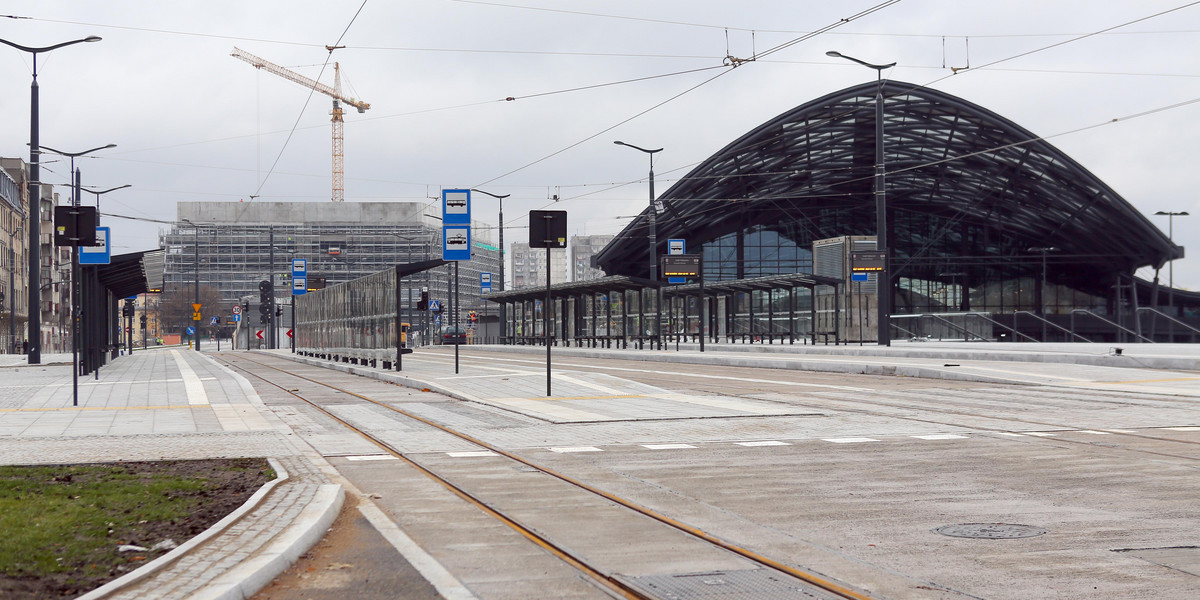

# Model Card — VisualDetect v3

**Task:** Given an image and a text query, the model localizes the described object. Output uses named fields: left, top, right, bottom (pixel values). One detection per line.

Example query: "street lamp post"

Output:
left=0, top=34, right=102, bottom=364
left=614, top=140, right=664, bottom=349
left=1153, top=211, right=1188, bottom=314
left=471, top=189, right=510, bottom=342
left=826, top=51, right=896, bottom=346
left=7, top=223, right=22, bottom=353
left=181, top=219, right=201, bottom=351
left=40, top=145, right=116, bottom=387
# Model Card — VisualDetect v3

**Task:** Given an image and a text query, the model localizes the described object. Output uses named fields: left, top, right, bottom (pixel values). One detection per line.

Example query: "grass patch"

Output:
left=0, top=459, right=271, bottom=599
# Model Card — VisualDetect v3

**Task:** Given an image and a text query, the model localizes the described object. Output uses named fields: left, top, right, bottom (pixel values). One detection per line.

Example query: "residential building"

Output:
left=510, top=242, right=567, bottom=289
left=570, top=234, right=614, bottom=282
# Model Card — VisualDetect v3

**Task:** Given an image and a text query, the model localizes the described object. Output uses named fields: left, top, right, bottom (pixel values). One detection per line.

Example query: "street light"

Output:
left=1028, top=246, right=1058, bottom=341
left=615, top=140, right=664, bottom=349
left=1154, top=210, right=1188, bottom=313
left=827, top=50, right=896, bottom=346
left=471, top=188, right=510, bottom=342
left=39, top=144, right=115, bottom=388
left=82, top=184, right=132, bottom=211
left=0, top=34, right=102, bottom=364
left=181, top=219, right=201, bottom=351
left=7, top=222, right=23, bottom=353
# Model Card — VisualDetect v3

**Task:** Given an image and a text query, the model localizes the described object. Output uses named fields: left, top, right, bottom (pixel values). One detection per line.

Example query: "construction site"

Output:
left=160, top=201, right=501, bottom=338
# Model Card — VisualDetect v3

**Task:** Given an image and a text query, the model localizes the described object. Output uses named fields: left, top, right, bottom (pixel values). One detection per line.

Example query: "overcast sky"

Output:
left=3, top=0, right=1199, bottom=290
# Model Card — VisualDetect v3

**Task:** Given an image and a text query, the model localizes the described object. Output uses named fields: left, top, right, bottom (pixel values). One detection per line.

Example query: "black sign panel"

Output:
left=529, top=210, right=567, bottom=249
left=53, top=206, right=98, bottom=247
left=661, top=254, right=701, bottom=278
left=850, top=250, right=887, bottom=272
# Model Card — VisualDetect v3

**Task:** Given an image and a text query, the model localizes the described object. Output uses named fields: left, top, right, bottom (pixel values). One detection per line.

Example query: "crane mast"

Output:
left=232, top=47, right=370, bottom=203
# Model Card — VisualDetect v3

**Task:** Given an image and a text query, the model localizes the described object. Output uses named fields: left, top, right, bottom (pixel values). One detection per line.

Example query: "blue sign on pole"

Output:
left=79, top=227, right=112, bottom=265
left=233, top=314, right=241, bottom=322
left=851, top=273, right=869, bottom=282
left=185, top=326, right=195, bottom=336
left=442, top=189, right=471, bottom=225
left=443, top=225, right=471, bottom=261
left=481, top=272, right=492, bottom=294
left=667, top=238, right=686, bottom=283
left=292, top=258, right=307, bottom=295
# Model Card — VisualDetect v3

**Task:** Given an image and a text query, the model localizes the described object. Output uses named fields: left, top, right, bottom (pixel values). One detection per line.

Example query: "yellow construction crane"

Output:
left=232, top=47, right=371, bottom=203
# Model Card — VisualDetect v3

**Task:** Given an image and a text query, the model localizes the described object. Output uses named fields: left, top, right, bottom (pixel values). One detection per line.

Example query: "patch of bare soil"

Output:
left=0, top=458, right=270, bottom=600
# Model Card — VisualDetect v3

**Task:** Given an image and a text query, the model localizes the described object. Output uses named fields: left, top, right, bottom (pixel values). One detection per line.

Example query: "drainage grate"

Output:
left=933, top=523, right=1048, bottom=539
left=617, top=568, right=849, bottom=599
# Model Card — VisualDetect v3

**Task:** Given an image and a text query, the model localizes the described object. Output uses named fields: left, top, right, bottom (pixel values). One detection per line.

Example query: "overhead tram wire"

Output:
left=471, top=0, right=905, bottom=189
left=72, top=4, right=1187, bottom=165
left=14, top=12, right=1200, bottom=45
left=242, top=0, right=370, bottom=208
left=624, top=0, right=1200, bottom=207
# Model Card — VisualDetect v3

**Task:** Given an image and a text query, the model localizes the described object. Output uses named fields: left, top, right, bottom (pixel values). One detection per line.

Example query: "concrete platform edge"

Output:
left=195, top=483, right=345, bottom=600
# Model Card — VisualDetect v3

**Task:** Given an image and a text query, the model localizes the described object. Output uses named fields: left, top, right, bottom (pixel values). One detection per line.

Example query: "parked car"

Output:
left=440, top=326, right=467, bottom=345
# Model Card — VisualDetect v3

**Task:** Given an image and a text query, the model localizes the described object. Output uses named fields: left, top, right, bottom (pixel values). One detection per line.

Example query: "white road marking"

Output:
left=823, top=437, right=879, bottom=443
left=1076, top=430, right=1111, bottom=435
left=344, top=455, right=399, bottom=461
left=736, top=440, right=790, bottom=447
left=642, top=443, right=696, bottom=450
left=446, top=451, right=498, bottom=457
left=549, top=446, right=603, bottom=453
left=994, top=432, right=1026, bottom=437
left=911, top=434, right=968, bottom=440
left=1022, top=432, right=1058, bottom=437
left=357, top=501, right=478, bottom=600
left=1106, top=429, right=1139, bottom=433
left=1165, top=426, right=1200, bottom=431
left=171, top=350, right=209, bottom=405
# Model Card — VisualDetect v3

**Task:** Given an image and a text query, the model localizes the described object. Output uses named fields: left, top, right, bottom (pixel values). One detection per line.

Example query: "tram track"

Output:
left=221, top=352, right=884, bottom=600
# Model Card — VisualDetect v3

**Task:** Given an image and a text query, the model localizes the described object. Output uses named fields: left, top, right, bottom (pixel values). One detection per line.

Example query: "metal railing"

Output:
left=1014, top=311, right=1093, bottom=343
left=1135, top=307, right=1200, bottom=343
left=926, top=313, right=992, bottom=342
left=1071, top=309, right=1154, bottom=344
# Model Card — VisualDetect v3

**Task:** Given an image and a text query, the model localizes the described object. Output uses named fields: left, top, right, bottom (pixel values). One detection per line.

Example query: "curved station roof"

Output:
left=595, top=81, right=1182, bottom=296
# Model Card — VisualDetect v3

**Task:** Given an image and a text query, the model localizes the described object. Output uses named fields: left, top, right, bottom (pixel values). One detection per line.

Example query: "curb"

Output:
left=194, top=484, right=345, bottom=600
left=77, top=457, right=292, bottom=600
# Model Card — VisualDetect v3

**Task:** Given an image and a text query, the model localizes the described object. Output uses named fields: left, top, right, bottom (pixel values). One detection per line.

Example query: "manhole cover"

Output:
left=934, top=523, right=1048, bottom=539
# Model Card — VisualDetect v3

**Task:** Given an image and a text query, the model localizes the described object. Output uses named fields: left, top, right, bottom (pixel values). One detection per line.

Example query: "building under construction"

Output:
left=161, top=201, right=500, bottom=337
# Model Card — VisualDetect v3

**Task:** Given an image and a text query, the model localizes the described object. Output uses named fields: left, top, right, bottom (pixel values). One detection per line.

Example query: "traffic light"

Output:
left=122, top=300, right=135, bottom=318
left=0, top=290, right=5, bottom=305
left=140, top=314, right=147, bottom=329
left=418, top=289, right=429, bottom=311
left=259, top=280, right=272, bottom=324
left=275, top=305, right=282, bottom=318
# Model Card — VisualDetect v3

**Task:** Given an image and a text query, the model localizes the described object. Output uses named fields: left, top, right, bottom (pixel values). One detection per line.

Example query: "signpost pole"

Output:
left=454, top=262, right=460, bottom=374
left=403, top=266, right=408, bottom=369
left=699, top=255, right=705, bottom=353
left=545, top=245, right=551, bottom=396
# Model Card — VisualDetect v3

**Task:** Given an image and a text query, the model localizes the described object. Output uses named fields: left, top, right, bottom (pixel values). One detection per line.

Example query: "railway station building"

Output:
left=496, top=81, right=1199, bottom=345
